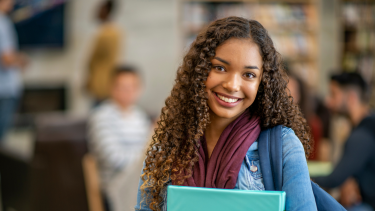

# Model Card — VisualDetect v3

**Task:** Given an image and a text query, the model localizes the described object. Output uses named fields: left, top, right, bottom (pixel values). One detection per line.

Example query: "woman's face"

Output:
left=205, top=38, right=263, bottom=120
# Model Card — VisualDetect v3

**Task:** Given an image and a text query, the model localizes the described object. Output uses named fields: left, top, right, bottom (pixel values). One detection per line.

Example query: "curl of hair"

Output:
left=140, top=17, right=312, bottom=211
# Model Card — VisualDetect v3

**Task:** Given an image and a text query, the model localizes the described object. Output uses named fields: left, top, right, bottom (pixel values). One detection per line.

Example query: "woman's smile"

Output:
left=212, top=91, right=243, bottom=108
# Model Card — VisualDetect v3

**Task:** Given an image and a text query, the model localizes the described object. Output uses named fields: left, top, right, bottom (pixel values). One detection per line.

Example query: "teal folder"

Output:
left=167, top=185, right=285, bottom=211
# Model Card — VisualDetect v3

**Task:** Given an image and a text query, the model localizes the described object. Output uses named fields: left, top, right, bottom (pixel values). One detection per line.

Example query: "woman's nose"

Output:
left=222, top=73, right=241, bottom=92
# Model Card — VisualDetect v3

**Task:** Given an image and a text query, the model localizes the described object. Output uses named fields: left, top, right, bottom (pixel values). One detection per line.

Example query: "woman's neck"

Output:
left=205, top=110, right=244, bottom=158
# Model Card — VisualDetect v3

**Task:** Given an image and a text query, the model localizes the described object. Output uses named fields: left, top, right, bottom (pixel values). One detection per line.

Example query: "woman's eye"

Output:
left=244, top=73, right=255, bottom=78
left=214, top=66, right=225, bottom=72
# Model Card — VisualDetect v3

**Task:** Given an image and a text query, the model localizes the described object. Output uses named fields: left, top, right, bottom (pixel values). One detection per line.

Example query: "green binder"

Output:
left=167, top=185, right=286, bottom=211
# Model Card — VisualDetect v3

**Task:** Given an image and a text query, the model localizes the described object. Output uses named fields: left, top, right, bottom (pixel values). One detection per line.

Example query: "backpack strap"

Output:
left=258, top=125, right=283, bottom=191
left=259, top=125, right=348, bottom=211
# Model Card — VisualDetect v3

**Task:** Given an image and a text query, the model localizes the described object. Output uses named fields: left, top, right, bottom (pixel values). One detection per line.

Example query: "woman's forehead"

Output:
left=214, top=39, right=263, bottom=66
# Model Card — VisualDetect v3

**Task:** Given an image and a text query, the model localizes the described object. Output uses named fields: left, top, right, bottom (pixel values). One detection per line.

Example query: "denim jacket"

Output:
left=135, top=127, right=317, bottom=211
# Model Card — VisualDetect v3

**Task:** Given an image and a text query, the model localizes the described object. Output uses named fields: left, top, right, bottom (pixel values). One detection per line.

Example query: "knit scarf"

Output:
left=172, top=111, right=261, bottom=189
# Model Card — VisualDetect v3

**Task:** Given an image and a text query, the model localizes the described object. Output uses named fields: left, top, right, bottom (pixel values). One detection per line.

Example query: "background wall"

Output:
left=317, top=0, right=341, bottom=96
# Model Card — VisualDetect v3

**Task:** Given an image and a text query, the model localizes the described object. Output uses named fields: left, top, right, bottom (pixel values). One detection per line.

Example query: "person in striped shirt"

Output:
left=88, top=65, right=152, bottom=210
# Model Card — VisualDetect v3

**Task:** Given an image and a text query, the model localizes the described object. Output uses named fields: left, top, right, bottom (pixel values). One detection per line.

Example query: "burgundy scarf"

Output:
left=172, top=111, right=261, bottom=189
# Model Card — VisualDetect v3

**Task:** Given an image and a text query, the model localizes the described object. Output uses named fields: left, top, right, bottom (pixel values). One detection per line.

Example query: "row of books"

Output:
left=184, top=32, right=317, bottom=58
left=345, top=29, right=375, bottom=52
left=182, top=3, right=317, bottom=34
left=271, top=33, right=317, bottom=59
left=342, top=3, right=375, bottom=27
left=341, top=2, right=375, bottom=82
left=182, top=3, right=318, bottom=54
left=342, top=53, right=375, bottom=84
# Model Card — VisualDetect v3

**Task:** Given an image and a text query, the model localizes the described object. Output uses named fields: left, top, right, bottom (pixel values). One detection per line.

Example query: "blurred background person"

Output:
left=85, top=0, right=121, bottom=106
left=0, top=0, right=27, bottom=142
left=312, top=72, right=375, bottom=211
left=88, top=65, right=151, bottom=211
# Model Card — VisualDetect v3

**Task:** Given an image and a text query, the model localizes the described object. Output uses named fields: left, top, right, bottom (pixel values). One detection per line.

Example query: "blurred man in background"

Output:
left=312, top=72, right=375, bottom=211
left=88, top=66, right=151, bottom=211
left=0, top=0, right=27, bottom=142
left=86, top=0, right=121, bottom=105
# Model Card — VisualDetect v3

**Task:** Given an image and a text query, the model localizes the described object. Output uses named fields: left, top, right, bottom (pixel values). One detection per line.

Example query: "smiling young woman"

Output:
left=135, top=17, right=315, bottom=211
left=204, top=39, right=263, bottom=157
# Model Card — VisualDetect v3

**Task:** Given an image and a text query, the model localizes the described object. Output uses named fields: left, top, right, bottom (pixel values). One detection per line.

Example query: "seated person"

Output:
left=88, top=65, right=151, bottom=210
left=312, top=72, right=375, bottom=211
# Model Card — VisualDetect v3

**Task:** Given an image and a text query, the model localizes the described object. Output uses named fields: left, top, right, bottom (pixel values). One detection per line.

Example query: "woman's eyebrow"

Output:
left=245, top=65, right=259, bottom=70
left=214, top=57, right=230, bottom=65
left=214, top=56, right=259, bottom=70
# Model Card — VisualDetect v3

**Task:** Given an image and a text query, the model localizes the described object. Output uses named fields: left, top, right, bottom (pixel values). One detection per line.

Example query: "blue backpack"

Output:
left=258, top=125, right=347, bottom=211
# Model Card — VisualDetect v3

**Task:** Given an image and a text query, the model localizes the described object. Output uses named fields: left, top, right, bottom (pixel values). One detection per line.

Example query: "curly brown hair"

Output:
left=140, top=16, right=312, bottom=211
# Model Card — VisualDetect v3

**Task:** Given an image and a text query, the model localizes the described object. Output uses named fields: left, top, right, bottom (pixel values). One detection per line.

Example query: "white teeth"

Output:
left=216, top=94, right=239, bottom=103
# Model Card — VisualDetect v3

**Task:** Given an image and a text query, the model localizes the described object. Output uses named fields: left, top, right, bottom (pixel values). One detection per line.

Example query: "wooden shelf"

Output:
left=343, top=48, right=375, bottom=54
left=185, top=26, right=316, bottom=36
left=265, top=26, right=317, bottom=33
left=342, top=0, right=375, bottom=3
left=286, top=56, right=317, bottom=62
left=344, top=25, right=375, bottom=31
left=340, top=0, right=375, bottom=75
left=182, top=0, right=316, bottom=3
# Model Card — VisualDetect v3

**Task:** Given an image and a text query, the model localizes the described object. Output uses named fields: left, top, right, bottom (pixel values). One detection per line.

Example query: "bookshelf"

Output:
left=340, top=0, right=375, bottom=105
left=180, top=0, right=319, bottom=89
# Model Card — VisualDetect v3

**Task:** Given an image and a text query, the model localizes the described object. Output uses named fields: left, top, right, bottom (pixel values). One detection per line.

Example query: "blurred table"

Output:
left=308, top=161, right=333, bottom=177
left=29, top=113, right=88, bottom=211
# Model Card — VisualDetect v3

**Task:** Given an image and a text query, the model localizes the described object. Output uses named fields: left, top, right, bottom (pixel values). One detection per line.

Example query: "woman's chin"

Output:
left=210, top=107, right=245, bottom=120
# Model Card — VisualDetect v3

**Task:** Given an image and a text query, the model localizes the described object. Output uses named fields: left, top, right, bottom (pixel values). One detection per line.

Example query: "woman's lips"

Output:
left=212, top=92, right=243, bottom=108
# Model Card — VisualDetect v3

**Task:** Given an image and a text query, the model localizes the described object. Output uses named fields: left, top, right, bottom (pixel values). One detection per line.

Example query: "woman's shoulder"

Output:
left=280, top=126, right=305, bottom=158
left=256, top=126, right=305, bottom=157
left=281, top=126, right=293, bottom=137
